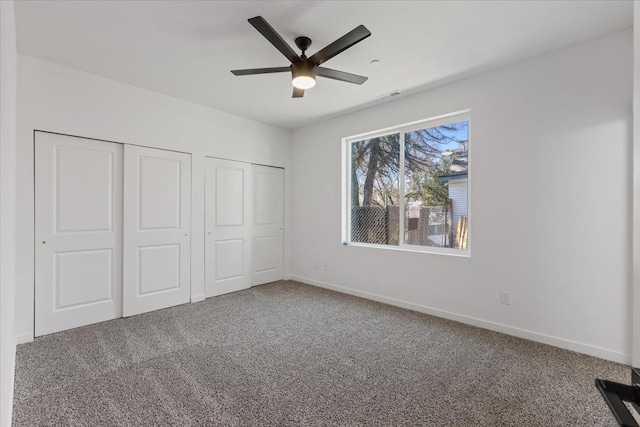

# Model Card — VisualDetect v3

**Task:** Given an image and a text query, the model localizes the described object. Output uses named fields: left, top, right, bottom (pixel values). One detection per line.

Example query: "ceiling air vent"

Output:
left=377, top=90, right=400, bottom=100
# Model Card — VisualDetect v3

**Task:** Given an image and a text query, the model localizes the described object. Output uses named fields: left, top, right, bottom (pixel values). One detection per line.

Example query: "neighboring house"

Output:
left=438, top=141, right=468, bottom=234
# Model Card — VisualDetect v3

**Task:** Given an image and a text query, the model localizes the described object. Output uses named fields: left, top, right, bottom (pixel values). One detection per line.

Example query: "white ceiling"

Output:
left=15, top=1, right=633, bottom=130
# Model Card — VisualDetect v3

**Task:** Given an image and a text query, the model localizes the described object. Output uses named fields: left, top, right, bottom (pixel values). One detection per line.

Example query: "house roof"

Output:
left=438, top=172, right=467, bottom=183
left=439, top=141, right=468, bottom=183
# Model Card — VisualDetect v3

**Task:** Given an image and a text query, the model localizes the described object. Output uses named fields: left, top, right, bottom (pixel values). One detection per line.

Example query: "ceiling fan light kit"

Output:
left=231, top=16, right=371, bottom=98
left=291, top=60, right=317, bottom=89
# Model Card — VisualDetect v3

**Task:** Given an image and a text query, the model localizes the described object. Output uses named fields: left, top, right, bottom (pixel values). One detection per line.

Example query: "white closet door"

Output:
left=205, top=158, right=252, bottom=297
left=35, top=132, right=123, bottom=336
left=123, top=145, right=191, bottom=317
left=252, top=165, right=284, bottom=286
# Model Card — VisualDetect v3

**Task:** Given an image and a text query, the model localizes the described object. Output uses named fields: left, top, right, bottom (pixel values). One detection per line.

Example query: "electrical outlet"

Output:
left=501, top=291, right=511, bottom=305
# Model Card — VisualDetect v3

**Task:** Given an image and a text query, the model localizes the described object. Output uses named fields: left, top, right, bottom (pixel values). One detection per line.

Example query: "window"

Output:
left=345, top=112, right=470, bottom=255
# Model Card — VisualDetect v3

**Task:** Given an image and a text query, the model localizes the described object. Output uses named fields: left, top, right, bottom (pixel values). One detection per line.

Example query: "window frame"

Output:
left=342, top=109, right=471, bottom=257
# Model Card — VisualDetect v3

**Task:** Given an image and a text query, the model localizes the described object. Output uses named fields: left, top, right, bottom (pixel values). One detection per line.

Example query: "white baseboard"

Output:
left=190, top=295, right=206, bottom=303
left=6, top=344, right=15, bottom=427
left=15, top=333, right=33, bottom=345
left=291, top=275, right=631, bottom=365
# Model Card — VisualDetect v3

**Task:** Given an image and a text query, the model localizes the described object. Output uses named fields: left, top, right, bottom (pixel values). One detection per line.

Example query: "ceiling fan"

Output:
left=231, top=16, right=371, bottom=98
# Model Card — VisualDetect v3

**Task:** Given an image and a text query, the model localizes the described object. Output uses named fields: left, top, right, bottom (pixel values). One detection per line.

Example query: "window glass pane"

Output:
left=350, top=133, right=400, bottom=245
left=404, top=121, right=469, bottom=249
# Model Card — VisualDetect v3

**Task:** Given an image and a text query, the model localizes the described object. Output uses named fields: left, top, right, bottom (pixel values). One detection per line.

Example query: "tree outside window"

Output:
left=349, top=117, right=469, bottom=251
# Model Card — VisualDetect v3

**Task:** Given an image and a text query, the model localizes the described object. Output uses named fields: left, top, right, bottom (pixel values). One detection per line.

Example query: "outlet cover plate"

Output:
left=501, top=292, right=511, bottom=305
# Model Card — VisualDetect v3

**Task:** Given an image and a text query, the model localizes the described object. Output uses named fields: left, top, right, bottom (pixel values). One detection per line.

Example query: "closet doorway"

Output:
left=34, top=131, right=191, bottom=336
left=205, top=158, right=283, bottom=298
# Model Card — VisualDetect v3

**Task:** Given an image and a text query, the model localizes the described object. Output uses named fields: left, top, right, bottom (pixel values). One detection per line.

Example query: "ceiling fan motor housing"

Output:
left=292, top=60, right=317, bottom=78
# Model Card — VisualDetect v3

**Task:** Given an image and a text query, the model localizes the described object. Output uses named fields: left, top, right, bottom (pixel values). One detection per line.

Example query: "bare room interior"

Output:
left=1, top=1, right=640, bottom=426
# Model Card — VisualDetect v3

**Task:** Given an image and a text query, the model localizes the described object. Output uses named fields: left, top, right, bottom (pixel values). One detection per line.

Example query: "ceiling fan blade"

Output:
left=248, top=16, right=300, bottom=63
left=292, top=87, right=305, bottom=98
left=317, top=67, right=368, bottom=85
left=231, top=66, right=291, bottom=76
left=308, top=25, right=371, bottom=66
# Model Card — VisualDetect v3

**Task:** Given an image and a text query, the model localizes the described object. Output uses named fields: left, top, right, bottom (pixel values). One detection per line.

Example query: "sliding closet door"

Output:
left=205, top=157, right=252, bottom=297
left=35, top=132, right=123, bottom=336
left=252, top=165, right=284, bottom=286
left=123, top=145, right=191, bottom=317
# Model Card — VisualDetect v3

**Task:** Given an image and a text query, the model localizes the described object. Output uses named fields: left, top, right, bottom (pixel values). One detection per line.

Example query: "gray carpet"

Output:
left=13, top=280, right=629, bottom=426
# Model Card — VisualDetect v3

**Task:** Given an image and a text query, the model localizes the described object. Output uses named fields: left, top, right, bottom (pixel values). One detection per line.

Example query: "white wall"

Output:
left=291, top=29, right=633, bottom=363
left=0, top=1, right=18, bottom=425
left=16, top=55, right=292, bottom=342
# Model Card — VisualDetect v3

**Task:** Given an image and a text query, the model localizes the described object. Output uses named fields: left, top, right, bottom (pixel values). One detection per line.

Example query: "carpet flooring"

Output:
left=13, top=280, right=629, bottom=426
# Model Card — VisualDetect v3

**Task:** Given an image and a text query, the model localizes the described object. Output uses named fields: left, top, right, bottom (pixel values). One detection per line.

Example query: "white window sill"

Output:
left=343, top=241, right=471, bottom=258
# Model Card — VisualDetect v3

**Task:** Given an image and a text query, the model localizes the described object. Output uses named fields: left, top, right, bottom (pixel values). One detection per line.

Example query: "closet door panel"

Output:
left=252, top=165, right=284, bottom=286
left=205, top=157, right=251, bottom=297
left=35, top=132, right=123, bottom=336
left=123, top=145, right=191, bottom=317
